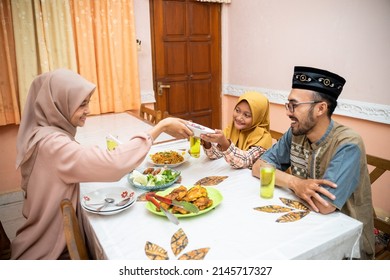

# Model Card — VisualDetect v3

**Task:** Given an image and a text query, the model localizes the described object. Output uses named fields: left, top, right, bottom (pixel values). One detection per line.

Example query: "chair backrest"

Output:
left=366, top=155, right=390, bottom=230
left=140, top=104, right=162, bottom=124
left=270, top=129, right=283, bottom=141
left=366, top=154, right=390, bottom=259
left=0, top=220, right=11, bottom=260
left=60, top=199, right=89, bottom=260
left=162, top=111, right=171, bottom=119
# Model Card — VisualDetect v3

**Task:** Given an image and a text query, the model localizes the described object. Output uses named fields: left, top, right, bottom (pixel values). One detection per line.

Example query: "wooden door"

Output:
left=150, top=0, right=222, bottom=128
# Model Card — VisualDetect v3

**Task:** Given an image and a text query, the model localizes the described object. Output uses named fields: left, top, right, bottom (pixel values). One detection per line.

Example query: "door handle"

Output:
left=157, top=82, right=170, bottom=96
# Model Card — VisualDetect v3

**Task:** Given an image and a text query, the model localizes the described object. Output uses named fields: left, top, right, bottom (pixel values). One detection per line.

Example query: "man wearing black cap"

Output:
left=252, top=66, right=375, bottom=259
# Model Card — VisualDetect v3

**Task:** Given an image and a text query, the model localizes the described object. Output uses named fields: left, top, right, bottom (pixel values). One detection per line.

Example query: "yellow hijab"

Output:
left=224, top=91, right=272, bottom=150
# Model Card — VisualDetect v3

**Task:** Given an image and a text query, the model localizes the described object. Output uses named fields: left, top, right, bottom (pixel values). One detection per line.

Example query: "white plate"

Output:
left=81, top=187, right=136, bottom=215
left=82, top=199, right=136, bottom=216
left=186, top=122, right=215, bottom=138
left=82, top=197, right=135, bottom=213
left=147, top=149, right=189, bottom=168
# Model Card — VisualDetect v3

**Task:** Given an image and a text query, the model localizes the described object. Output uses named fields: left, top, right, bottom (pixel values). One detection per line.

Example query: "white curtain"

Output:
left=196, top=0, right=231, bottom=3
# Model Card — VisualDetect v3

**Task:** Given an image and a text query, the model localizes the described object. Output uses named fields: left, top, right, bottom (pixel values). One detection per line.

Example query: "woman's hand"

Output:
left=149, top=117, right=193, bottom=140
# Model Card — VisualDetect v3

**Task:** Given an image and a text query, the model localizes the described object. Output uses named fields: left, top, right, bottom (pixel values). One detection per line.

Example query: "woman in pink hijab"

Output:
left=11, top=69, right=191, bottom=259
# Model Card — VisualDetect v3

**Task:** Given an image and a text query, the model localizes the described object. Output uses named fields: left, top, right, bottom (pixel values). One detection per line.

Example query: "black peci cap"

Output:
left=292, top=66, right=346, bottom=99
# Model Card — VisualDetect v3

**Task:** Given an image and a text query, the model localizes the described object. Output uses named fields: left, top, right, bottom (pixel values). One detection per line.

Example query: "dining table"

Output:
left=78, top=114, right=363, bottom=260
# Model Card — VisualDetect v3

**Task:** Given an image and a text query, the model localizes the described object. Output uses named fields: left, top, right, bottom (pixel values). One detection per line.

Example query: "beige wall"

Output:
left=223, top=0, right=390, bottom=105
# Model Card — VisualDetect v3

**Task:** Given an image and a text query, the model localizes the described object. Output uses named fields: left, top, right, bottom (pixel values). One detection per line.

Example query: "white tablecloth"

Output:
left=80, top=139, right=363, bottom=260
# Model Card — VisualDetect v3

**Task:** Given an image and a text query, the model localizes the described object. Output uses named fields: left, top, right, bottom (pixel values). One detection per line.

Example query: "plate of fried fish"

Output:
left=145, top=185, right=223, bottom=218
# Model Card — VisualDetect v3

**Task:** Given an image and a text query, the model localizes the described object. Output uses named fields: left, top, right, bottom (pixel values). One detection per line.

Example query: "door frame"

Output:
left=148, top=0, right=222, bottom=128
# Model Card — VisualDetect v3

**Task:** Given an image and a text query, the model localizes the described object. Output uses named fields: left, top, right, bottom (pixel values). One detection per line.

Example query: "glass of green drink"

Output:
left=260, top=163, right=275, bottom=199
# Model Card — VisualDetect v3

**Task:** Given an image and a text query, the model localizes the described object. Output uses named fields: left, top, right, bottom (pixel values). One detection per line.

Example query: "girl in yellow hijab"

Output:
left=201, top=91, right=272, bottom=169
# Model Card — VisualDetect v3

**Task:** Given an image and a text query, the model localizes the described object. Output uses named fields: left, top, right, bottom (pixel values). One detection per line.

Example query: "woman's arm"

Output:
left=148, top=117, right=192, bottom=141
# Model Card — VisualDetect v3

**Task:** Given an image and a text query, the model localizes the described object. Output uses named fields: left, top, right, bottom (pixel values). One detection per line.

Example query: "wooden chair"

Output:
left=0, top=220, right=11, bottom=260
left=270, top=129, right=283, bottom=141
left=140, top=104, right=163, bottom=124
left=366, top=154, right=390, bottom=259
left=162, top=111, right=171, bottom=119
left=269, top=130, right=292, bottom=174
left=60, top=199, right=89, bottom=260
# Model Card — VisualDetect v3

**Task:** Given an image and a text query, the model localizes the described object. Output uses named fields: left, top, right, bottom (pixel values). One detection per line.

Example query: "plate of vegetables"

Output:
left=127, top=167, right=181, bottom=191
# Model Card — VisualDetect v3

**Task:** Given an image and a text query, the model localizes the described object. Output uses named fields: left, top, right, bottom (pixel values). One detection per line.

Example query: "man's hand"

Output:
left=251, top=159, right=337, bottom=213
left=289, top=177, right=337, bottom=213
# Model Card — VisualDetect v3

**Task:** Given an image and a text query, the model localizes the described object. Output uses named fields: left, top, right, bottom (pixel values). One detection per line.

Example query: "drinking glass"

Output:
left=260, top=163, right=275, bottom=199
left=189, top=136, right=201, bottom=158
left=106, top=135, right=119, bottom=151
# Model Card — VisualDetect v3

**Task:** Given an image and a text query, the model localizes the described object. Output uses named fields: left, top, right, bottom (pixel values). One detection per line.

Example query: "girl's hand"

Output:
left=200, top=130, right=230, bottom=151
left=200, top=139, right=211, bottom=149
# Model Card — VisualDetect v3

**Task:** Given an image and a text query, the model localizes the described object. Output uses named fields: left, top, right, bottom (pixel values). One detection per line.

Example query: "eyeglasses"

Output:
left=284, top=101, right=321, bottom=113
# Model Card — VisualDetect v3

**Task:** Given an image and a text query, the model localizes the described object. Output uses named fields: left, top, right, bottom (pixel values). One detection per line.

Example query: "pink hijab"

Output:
left=16, top=69, right=96, bottom=191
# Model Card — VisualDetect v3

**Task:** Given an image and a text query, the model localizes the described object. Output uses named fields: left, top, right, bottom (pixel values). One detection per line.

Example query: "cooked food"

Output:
left=193, top=196, right=213, bottom=210
left=158, top=186, right=188, bottom=210
left=155, top=185, right=213, bottom=215
left=150, top=150, right=184, bottom=165
left=168, top=185, right=188, bottom=201
left=143, top=167, right=153, bottom=174
left=171, top=205, right=190, bottom=215
left=184, top=185, right=208, bottom=202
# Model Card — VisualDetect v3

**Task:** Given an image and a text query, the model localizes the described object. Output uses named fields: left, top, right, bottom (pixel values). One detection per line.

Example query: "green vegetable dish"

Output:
left=128, top=167, right=181, bottom=191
